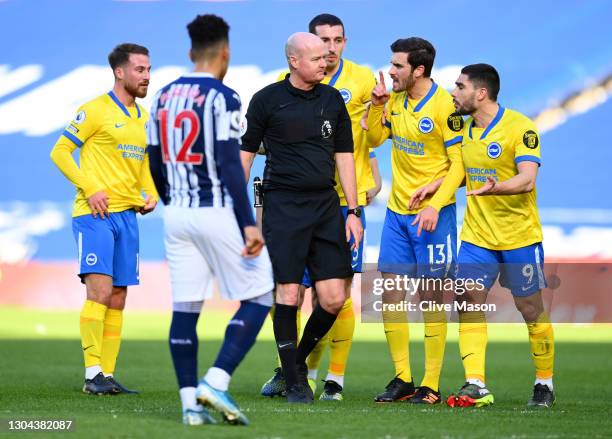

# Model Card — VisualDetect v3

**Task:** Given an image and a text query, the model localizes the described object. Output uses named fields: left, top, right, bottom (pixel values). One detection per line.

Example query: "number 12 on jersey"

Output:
left=157, top=108, right=203, bottom=165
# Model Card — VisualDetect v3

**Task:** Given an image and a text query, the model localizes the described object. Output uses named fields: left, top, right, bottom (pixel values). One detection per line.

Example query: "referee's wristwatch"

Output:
left=346, top=207, right=362, bottom=218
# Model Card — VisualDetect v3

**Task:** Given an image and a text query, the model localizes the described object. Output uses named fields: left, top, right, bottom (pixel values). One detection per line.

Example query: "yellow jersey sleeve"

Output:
left=366, top=102, right=392, bottom=147
left=429, top=143, right=464, bottom=211
left=440, top=99, right=464, bottom=148
left=513, top=118, right=542, bottom=165
left=50, top=137, right=103, bottom=198
left=61, top=101, right=102, bottom=148
left=427, top=98, right=465, bottom=211
left=51, top=102, right=105, bottom=198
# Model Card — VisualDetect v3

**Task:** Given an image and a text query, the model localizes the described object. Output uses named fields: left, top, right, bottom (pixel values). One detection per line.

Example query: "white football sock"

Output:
left=325, top=373, right=344, bottom=388
left=204, top=367, right=231, bottom=392
left=467, top=378, right=486, bottom=388
left=85, top=365, right=102, bottom=380
left=535, top=377, right=553, bottom=390
left=179, top=387, right=201, bottom=412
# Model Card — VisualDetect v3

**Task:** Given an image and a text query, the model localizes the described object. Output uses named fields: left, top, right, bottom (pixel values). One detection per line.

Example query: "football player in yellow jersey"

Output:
left=50, top=44, right=158, bottom=395
left=443, top=63, right=554, bottom=408
left=260, top=14, right=379, bottom=401
left=366, top=38, right=464, bottom=404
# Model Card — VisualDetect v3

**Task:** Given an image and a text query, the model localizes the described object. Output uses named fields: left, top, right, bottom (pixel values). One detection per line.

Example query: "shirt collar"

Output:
left=108, top=91, right=141, bottom=118
left=404, top=80, right=438, bottom=112
left=181, top=72, right=215, bottom=78
left=284, top=76, right=321, bottom=99
left=469, top=105, right=505, bottom=140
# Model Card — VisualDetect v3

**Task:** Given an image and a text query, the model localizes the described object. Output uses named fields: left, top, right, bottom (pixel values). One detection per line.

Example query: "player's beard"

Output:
left=392, top=74, right=414, bottom=93
left=455, top=94, right=477, bottom=115
left=126, top=81, right=148, bottom=99
left=404, top=74, right=416, bottom=93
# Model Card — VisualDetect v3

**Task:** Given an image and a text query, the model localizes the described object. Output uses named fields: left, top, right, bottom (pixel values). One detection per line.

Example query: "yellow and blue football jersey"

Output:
left=367, top=82, right=463, bottom=214
left=461, top=106, right=543, bottom=250
left=53, top=92, right=157, bottom=217
left=278, top=59, right=376, bottom=205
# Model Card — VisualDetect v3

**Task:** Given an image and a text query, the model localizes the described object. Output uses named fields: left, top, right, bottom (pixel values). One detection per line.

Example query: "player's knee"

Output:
left=109, top=287, right=127, bottom=310
left=84, top=276, right=113, bottom=305
left=319, top=294, right=345, bottom=314
left=276, top=284, right=300, bottom=305
left=515, top=299, right=542, bottom=323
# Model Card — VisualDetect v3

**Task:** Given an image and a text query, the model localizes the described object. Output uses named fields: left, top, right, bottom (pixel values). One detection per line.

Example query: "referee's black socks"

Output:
left=296, top=304, right=338, bottom=365
left=273, top=303, right=299, bottom=387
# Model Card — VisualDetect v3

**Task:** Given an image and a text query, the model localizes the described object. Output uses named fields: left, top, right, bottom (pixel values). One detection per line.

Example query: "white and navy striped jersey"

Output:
left=147, top=72, right=254, bottom=228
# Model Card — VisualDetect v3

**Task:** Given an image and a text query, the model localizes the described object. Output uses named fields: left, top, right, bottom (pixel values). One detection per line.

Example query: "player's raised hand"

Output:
left=467, top=176, right=497, bottom=196
left=371, top=71, right=390, bottom=106
left=242, top=225, right=265, bottom=258
left=411, top=206, right=439, bottom=237
left=345, top=214, right=364, bottom=251
left=88, top=190, right=109, bottom=219
left=139, top=195, right=157, bottom=215
left=409, top=178, right=443, bottom=210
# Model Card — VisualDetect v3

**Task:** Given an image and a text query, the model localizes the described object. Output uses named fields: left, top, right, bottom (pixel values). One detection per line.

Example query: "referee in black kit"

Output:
left=241, top=32, right=362, bottom=404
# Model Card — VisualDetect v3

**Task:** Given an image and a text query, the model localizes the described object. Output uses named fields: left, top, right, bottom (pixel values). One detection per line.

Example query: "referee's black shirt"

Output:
left=241, top=76, right=353, bottom=192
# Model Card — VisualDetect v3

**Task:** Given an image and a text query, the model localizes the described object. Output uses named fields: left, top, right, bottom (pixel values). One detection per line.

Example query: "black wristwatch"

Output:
left=346, top=207, right=362, bottom=218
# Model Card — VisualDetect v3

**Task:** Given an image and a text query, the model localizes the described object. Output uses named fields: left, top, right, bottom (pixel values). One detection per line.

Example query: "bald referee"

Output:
left=241, top=32, right=362, bottom=404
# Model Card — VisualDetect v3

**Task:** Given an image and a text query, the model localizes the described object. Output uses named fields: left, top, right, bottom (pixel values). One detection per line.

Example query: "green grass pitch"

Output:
left=1, top=307, right=611, bottom=438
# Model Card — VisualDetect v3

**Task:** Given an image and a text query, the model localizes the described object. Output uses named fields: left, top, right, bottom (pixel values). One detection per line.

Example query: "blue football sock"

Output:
left=213, top=300, right=270, bottom=375
left=169, top=311, right=200, bottom=388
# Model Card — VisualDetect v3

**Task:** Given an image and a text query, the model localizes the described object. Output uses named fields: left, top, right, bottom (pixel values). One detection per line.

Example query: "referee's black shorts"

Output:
left=262, top=189, right=353, bottom=284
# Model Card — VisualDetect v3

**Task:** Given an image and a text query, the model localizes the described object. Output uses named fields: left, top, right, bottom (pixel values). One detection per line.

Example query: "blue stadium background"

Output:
left=1, top=0, right=611, bottom=265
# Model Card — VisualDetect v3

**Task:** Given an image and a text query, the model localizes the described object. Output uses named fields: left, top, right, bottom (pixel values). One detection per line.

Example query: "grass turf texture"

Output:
left=1, top=307, right=611, bottom=438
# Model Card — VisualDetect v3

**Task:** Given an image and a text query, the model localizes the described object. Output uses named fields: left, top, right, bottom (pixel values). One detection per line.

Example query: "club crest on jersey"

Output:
left=487, top=142, right=502, bottom=159
left=73, top=110, right=86, bottom=125
left=321, top=120, right=333, bottom=138
left=339, top=88, right=352, bottom=104
left=85, top=253, right=97, bottom=266
left=418, top=117, right=434, bottom=134
left=523, top=130, right=539, bottom=149
left=447, top=114, right=464, bottom=132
